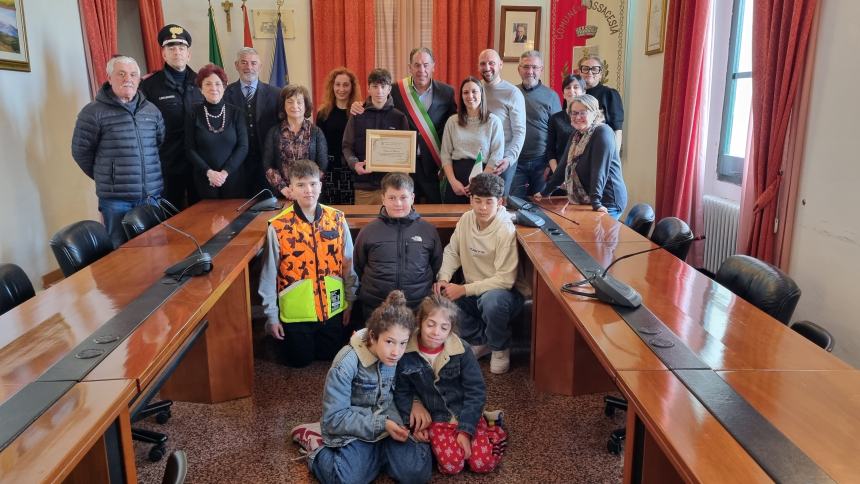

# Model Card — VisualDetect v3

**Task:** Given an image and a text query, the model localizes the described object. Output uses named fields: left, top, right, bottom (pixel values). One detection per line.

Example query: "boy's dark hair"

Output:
left=368, top=68, right=393, bottom=86
left=287, top=159, right=321, bottom=181
left=468, top=173, right=505, bottom=199
left=364, top=290, right=416, bottom=343
left=416, top=294, right=460, bottom=335
left=381, top=172, right=414, bottom=193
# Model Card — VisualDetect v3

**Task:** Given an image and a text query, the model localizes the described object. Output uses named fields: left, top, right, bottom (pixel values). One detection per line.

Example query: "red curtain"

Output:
left=79, top=0, right=117, bottom=88
left=432, top=0, right=494, bottom=89
left=311, top=1, right=376, bottom=109
left=655, top=0, right=711, bottom=235
left=138, top=0, right=164, bottom=74
left=744, top=0, right=818, bottom=263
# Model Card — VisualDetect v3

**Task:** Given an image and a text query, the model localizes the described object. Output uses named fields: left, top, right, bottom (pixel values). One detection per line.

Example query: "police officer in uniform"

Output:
left=140, top=24, right=204, bottom=210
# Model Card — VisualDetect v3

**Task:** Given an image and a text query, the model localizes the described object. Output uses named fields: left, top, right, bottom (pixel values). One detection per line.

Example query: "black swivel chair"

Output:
left=790, top=321, right=834, bottom=352
left=624, top=203, right=655, bottom=238
left=714, top=254, right=801, bottom=325
left=650, top=217, right=695, bottom=260
left=122, top=204, right=163, bottom=240
left=161, top=450, right=188, bottom=484
left=0, top=263, right=36, bottom=315
left=49, top=220, right=114, bottom=277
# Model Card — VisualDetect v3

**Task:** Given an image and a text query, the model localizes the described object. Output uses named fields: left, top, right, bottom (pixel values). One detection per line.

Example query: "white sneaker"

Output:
left=490, top=349, right=511, bottom=374
left=291, top=422, right=323, bottom=453
left=472, top=344, right=492, bottom=359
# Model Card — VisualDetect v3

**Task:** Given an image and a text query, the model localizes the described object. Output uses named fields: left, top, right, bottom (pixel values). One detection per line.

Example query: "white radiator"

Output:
left=702, top=195, right=740, bottom=274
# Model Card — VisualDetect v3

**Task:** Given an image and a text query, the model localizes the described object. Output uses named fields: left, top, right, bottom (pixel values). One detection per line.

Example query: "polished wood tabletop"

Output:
left=0, top=379, right=137, bottom=483
left=333, top=203, right=469, bottom=229
left=616, top=369, right=860, bottom=483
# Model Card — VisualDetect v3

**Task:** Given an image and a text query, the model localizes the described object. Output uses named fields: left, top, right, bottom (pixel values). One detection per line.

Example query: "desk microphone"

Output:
left=561, top=235, right=705, bottom=308
left=236, top=189, right=281, bottom=213
left=161, top=221, right=213, bottom=279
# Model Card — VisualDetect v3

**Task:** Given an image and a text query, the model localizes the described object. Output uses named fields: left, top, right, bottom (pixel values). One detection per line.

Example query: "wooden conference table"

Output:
left=0, top=199, right=857, bottom=482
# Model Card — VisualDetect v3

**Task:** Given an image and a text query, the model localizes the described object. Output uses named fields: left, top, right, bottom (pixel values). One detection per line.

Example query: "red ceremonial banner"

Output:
left=549, top=0, right=588, bottom=100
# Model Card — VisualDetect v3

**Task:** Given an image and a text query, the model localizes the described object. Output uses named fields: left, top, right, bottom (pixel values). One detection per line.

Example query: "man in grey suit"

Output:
left=353, top=47, right=457, bottom=203
left=225, top=47, right=282, bottom=196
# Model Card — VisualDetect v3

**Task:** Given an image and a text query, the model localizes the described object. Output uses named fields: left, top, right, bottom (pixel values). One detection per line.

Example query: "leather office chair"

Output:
left=650, top=217, right=694, bottom=260
left=790, top=320, right=834, bottom=352
left=161, top=450, right=188, bottom=484
left=0, top=263, right=35, bottom=315
left=49, top=221, right=114, bottom=277
left=624, top=203, right=655, bottom=238
left=715, top=255, right=801, bottom=325
left=122, top=204, right=163, bottom=240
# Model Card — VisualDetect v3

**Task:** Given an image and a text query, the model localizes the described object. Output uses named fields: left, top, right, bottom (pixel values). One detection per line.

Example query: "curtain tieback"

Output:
left=752, top=172, right=783, bottom=213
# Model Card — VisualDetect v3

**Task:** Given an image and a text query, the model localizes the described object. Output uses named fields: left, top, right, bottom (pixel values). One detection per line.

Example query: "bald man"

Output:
left=477, top=49, right=526, bottom=196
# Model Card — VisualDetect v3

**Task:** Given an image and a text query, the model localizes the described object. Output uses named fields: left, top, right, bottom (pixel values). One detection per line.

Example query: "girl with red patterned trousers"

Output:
left=394, top=295, right=507, bottom=475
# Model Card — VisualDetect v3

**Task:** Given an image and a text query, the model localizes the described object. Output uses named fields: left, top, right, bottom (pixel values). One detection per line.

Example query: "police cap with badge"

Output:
left=158, top=24, right=192, bottom=47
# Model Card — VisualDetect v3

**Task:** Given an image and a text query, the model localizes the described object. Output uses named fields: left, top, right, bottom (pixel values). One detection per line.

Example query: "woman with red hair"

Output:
left=185, top=63, right=248, bottom=199
left=316, top=67, right=362, bottom=204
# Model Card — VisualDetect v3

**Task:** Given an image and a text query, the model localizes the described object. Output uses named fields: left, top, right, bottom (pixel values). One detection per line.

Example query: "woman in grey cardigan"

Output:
left=439, top=77, right=504, bottom=203
left=263, top=84, right=328, bottom=199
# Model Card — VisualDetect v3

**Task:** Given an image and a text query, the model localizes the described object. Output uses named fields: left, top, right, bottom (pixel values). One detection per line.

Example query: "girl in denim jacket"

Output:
left=394, top=295, right=506, bottom=475
left=292, top=290, right=432, bottom=483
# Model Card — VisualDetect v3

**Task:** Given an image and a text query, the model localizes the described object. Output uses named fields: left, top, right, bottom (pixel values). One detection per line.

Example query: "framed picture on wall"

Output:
left=0, top=0, right=30, bottom=72
left=499, top=6, right=541, bottom=62
left=252, top=9, right=296, bottom=39
left=646, top=0, right=668, bottom=55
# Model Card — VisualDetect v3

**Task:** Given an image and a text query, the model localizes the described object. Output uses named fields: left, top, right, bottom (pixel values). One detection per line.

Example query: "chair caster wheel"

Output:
left=607, top=438, right=623, bottom=455
left=604, top=404, right=616, bottom=417
left=156, top=410, right=172, bottom=424
left=149, top=444, right=166, bottom=462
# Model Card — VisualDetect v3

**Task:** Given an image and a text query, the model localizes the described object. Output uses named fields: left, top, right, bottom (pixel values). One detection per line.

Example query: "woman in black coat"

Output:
left=185, top=64, right=248, bottom=199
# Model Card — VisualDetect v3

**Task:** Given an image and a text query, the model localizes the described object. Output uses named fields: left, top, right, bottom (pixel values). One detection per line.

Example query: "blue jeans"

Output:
left=455, top=288, right=524, bottom=350
left=499, top=160, right=517, bottom=197
left=511, top=155, right=548, bottom=197
left=311, top=438, right=431, bottom=484
left=97, top=197, right=159, bottom=249
left=606, top=206, right=623, bottom=220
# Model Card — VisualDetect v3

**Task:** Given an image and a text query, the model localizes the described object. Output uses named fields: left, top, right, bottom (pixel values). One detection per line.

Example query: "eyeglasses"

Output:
left=579, top=66, right=602, bottom=74
left=569, top=110, right=590, bottom=118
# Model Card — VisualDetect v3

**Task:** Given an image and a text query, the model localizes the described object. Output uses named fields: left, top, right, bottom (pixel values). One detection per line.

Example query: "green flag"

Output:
left=208, top=4, right=223, bottom=67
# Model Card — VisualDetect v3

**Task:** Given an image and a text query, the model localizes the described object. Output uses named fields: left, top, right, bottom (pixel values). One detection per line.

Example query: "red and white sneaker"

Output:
left=291, top=422, right=323, bottom=453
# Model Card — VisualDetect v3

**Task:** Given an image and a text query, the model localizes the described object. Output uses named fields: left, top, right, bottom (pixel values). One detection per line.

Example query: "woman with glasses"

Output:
left=578, top=54, right=624, bottom=150
left=539, top=94, right=627, bottom=220
left=545, top=74, right=586, bottom=187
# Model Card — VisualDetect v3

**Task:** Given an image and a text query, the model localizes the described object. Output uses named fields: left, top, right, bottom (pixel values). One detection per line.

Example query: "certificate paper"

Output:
left=365, top=130, right=417, bottom=173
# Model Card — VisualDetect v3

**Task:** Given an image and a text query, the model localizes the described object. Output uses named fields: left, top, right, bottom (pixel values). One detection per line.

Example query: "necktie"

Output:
left=244, top=85, right=255, bottom=102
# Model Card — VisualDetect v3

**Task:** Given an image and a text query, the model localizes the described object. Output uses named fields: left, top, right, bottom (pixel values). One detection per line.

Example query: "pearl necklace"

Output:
left=204, top=104, right=226, bottom=133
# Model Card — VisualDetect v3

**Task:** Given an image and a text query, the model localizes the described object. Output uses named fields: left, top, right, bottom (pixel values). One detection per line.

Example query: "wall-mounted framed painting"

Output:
left=0, top=0, right=29, bottom=71
left=646, top=0, right=667, bottom=55
left=499, top=6, right=541, bottom=62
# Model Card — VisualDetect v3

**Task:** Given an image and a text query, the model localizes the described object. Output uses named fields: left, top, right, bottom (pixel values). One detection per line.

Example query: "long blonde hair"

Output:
left=318, top=67, right=362, bottom=121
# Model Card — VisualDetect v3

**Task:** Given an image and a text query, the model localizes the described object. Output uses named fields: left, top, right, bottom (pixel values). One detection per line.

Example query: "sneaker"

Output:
left=472, top=344, right=492, bottom=360
left=291, top=422, right=323, bottom=453
left=490, top=349, right=511, bottom=374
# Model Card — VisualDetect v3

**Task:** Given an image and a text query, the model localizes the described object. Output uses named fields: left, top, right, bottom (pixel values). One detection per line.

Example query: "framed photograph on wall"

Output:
left=0, top=0, right=30, bottom=72
left=499, top=6, right=541, bottom=62
left=646, top=0, right=668, bottom=55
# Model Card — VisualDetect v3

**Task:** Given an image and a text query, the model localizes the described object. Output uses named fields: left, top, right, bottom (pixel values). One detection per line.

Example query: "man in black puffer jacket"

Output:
left=354, top=173, right=443, bottom=322
left=72, top=55, right=165, bottom=248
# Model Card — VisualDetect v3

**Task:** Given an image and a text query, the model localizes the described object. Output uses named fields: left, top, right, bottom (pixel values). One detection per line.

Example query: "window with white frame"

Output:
left=717, top=0, right=753, bottom=185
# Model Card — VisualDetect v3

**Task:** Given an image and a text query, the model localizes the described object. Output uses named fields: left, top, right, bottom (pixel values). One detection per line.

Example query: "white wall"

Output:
left=618, top=0, right=662, bottom=209
left=789, top=1, right=860, bottom=367
left=0, top=0, right=97, bottom=287
left=162, top=0, right=312, bottom=92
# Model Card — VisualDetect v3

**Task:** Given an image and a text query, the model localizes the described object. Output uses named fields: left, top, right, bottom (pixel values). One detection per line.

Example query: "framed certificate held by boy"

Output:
left=365, top=130, right=417, bottom=173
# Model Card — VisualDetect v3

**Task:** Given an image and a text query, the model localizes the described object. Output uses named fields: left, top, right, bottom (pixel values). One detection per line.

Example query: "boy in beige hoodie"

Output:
left=434, top=173, right=523, bottom=374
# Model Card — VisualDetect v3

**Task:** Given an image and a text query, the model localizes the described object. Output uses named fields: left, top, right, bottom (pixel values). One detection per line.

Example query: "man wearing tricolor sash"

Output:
left=352, top=48, right=457, bottom=203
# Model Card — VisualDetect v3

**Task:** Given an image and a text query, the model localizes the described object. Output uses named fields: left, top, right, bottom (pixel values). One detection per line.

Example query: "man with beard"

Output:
left=512, top=50, right=561, bottom=197
left=476, top=49, right=526, bottom=196
left=225, top=47, right=282, bottom=196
